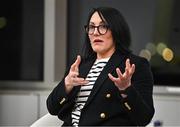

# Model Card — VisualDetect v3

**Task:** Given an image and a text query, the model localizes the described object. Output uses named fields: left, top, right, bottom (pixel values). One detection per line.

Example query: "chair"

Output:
left=30, top=113, right=63, bottom=127
left=31, top=113, right=154, bottom=127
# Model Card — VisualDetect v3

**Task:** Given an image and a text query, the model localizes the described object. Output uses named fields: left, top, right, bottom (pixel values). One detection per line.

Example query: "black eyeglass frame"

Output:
left=84, top=24, right=109, bottom=35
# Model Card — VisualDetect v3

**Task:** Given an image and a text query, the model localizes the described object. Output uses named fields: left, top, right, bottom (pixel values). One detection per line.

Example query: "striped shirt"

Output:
left=71, top=57, right=110, bottom=126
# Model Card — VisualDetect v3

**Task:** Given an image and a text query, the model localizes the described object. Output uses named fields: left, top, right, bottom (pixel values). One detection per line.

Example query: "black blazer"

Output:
left=47, top=51, right=155, bottom=126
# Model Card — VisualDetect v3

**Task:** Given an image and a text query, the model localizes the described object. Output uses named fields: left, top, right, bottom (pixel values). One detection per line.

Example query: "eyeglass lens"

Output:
left=85, top=25, right=108, bottom=35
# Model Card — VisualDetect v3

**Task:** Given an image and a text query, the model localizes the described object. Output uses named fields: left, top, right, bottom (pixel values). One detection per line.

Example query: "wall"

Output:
left=152, top=93, right=180, bottom=126
left=0, top=91, right=49, bottom=126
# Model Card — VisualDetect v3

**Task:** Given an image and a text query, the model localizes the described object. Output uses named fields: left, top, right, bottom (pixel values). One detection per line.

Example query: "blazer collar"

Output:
left=83, top=51, right=127, bottom=108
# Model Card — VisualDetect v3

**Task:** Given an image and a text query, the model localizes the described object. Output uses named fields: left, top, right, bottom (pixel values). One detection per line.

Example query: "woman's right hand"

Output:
left=65, top=55, right=89, bottom=93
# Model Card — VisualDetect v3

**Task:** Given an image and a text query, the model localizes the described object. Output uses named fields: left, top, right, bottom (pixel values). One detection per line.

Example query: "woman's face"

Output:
left=88, top=12, right=115, bottom=58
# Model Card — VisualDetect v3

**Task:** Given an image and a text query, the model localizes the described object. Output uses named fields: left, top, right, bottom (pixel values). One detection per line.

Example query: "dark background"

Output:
left=0, top=0, right=44, bottom=81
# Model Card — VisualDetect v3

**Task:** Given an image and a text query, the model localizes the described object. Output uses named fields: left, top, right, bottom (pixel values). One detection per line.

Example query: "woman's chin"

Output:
left=92, top=48, right=102, bottom=54
left=92, top=46, right=103, bottom=52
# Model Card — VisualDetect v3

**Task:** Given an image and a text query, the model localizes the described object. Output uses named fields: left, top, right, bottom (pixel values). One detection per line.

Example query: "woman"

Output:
left=47, top=7, right=155, bottom=126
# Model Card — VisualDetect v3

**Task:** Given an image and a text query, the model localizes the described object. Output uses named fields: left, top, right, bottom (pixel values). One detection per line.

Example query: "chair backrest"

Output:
left=30, top=113, right=63, bottom=127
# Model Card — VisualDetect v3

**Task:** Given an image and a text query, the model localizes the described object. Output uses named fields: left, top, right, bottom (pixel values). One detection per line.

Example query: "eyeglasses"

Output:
left=84, top=24, right=109, bottom=35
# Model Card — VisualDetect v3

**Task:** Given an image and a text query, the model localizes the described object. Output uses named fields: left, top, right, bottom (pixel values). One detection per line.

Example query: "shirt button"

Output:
left=106, top=93, right=111, bottom=98
left=100, top=113, right=106, bottom=119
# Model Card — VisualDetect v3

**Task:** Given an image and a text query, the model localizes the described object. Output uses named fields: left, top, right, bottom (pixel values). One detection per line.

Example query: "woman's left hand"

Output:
left=108, top=58, right=135, bottom=91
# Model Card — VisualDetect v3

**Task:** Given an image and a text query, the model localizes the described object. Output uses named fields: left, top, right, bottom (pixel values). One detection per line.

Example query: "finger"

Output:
left=73, top=78, right=89, bottom=85
left=123, top=68, right=129, bottom=78
left=108, top=73, right=118, bottom=82
left=74, top=77, right=86, bottom=82
left=116, top=68, right=123, bottom=79
left=76, top=55, right=81, bottom=66
left=70, top=62, right=76, bottom=72
left=78, top=80, right=89, bottom=85
left=74, top=55, right=81, bottom=71
left=126, top=58, right=130, bottom=70
left=69, top=71, right=79, bottom=77
left=70, top=55, right=81, bottom=72
left=108, top=73, right=122, bottom=89
left=129, top=64, right=135, bottom=75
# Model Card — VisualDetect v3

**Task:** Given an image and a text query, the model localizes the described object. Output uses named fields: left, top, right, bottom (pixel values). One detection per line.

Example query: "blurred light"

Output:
left=167, top=87, right=180, bottom=93
left=156, top=42, right=167, bottom=55
left=0, top=17, right=7, bottom=29
left=145, top=42, right=156, bottom=56
left=162, top=48, right=174, bottom=62
left=139, top=49, right=151, bottom=61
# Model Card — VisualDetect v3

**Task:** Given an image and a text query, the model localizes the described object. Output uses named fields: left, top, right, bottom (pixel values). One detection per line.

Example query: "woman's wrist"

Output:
left=65, top=77, right=74, bottom=94
left=118, top=82, right=131, bottom=91
left=119, top=84, right=131, bottom=98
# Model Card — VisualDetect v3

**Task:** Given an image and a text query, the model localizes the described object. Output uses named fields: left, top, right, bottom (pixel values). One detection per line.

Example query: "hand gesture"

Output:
left=108, top=59, right=135, bottom=91
left=65, top=55, right=89, bottom=93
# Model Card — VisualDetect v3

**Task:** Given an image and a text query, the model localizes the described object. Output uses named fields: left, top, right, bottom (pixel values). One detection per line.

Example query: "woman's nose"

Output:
left=93, top=28, right=100, bottom=35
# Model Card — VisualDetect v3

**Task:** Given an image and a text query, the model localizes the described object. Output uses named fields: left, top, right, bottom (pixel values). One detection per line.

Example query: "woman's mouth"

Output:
left=93, top=39, right=103, bottom=44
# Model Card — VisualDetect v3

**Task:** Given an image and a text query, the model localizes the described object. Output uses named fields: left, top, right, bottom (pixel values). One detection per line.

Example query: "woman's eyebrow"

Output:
left=99, top=21, right=106, bottom=25
left=89, top=21, right=105, bottom=25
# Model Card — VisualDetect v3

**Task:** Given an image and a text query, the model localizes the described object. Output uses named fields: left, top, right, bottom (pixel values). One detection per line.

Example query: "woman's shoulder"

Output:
left=115, top=51, right=148, bottom=64
left=128, top=53, right=150, bottom=66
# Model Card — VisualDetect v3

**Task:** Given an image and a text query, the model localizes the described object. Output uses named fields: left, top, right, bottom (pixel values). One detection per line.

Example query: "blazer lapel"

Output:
left=79, top=58, right=96, bottom=78
left=72, top=58, right=96, bottom=98
left=84, top=51, right=127, bottom=108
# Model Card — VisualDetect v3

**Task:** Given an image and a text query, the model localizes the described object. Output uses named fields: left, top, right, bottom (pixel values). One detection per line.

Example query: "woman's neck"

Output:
left=96, top=49, right=115, bottom=60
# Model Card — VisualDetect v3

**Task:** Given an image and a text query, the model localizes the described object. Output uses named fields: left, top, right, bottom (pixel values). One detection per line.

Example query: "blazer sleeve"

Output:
left=46, top=68, right=75, bottom=115
left=119, top=57, right=155, bottom=126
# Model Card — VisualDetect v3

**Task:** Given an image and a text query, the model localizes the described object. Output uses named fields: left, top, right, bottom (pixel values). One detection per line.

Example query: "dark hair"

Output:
left=81, top=7, right=131, bottom=60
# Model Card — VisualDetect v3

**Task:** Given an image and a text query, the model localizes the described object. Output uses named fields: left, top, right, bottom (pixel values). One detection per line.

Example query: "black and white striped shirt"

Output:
left=71, top=57, right=110, bottom=126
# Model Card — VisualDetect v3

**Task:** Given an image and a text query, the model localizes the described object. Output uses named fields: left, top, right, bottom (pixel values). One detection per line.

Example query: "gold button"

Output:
left=100, top=113, right=106, bottom=119
left=106, top=93, right=111, bottom=98
left=124, top=102, right=131, bottom=110
left=59, top=98, right=66, bottom=105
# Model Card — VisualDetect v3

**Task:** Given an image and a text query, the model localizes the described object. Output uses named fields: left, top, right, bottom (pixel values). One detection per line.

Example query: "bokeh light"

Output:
left=145, top=42, right=156, bottom=56
left=156, top=42, right=167, bottom=55
left=162, top=48, right=174, bottom=62
left=139, top=49, right=151, bottom=61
